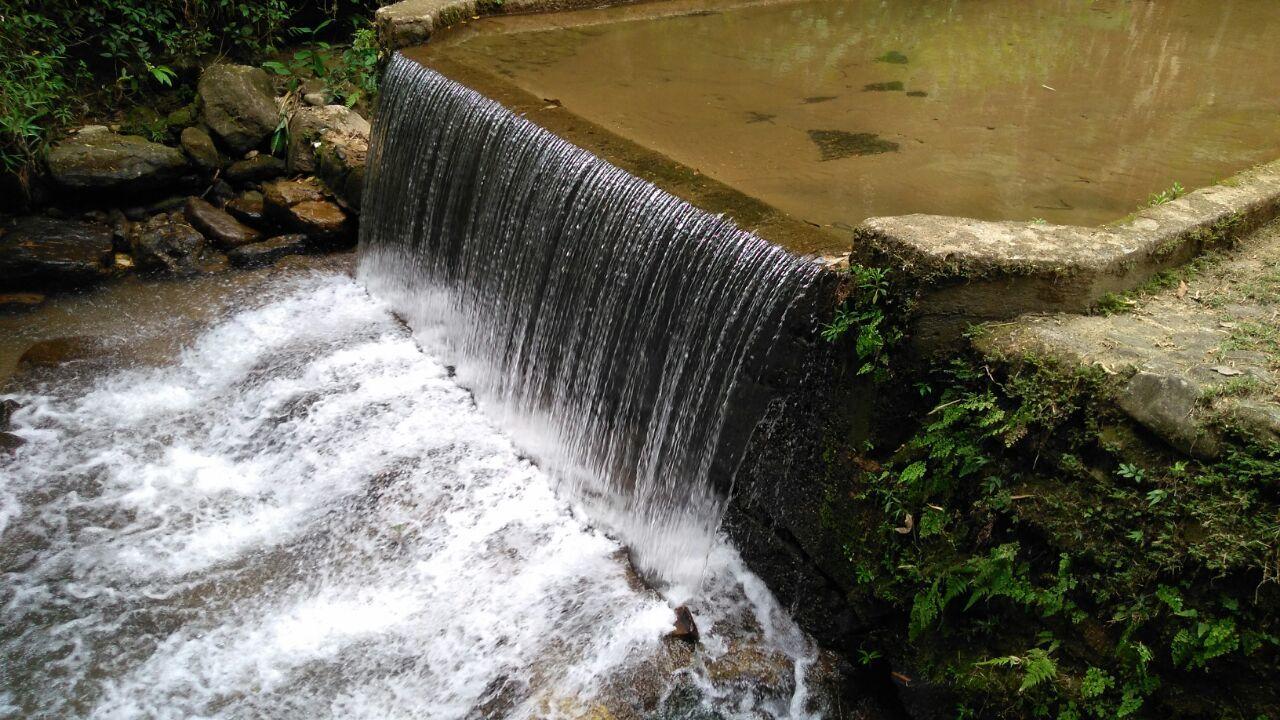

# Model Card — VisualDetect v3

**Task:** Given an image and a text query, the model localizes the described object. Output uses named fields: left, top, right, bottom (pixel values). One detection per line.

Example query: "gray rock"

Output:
left=225, top=154, right=287, bottom=183
left=180, top=126, right=224, bottom=171
left=184, top=197, right=262, bottom=250
left=46, top=132, right=189, bottom=193
left=1116, top=372, right=1221, bottom=458
left=0, top=399, right=20, bottom=430
left=303, top=92, right=328, bottom=107
left=287, top=105, right=369, bottom=174
left=315, top=129, right=368, bottom=210
left=198, top=64, right=281, bottom=154
left=226, top=191, right=266, bottom=225
left=129, top=213, right=213, bottom=276
left=228, top=234, right=310, bottom=267
left=0, top=216, right=114, bottom=290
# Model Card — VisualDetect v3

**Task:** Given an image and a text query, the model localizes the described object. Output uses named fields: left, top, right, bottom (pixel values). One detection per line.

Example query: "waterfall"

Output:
left=358, top=54, right=824, bottom=587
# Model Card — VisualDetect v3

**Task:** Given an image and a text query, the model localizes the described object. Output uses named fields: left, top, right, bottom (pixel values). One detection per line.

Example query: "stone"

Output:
left=180, top=126, right=224, bottom=171
left=0, top=293, right=46, bottom=312
left=46, top=132, right=189, bottom=193
left=76, top=125, right=111, bottom=136
left=668, top=606, right=699, bottom=643
left=0, top=432, right=22, bottom=455
left=288, top=200, right=352, bottom=242
left=226, top=191, right=266, bottom=225
left=17, top=336, right=112, bottom=369
left=1, top=399, right=21, bottom=430
left=287, top=105, right=370, bottom=174
left=208, top=179, right=237, bottom=206
left=228, top=234, right=310, bottom=268
left=184, top=197, right=262, bottom=250
left=315, top=129, right=369, bottom=210
left=198, top=64, right=281, bottom=154
left=262, top=178, right=325, bottom=210
left=129, top=212, right=212, bottom=276
left=225, top=154, right=287, bottom=183
left=0, top=216, right=114, bottom=290
left=303, top=92, right=328, bottom=107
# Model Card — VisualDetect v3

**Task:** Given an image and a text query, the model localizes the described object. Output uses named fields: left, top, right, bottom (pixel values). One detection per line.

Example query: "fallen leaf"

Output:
left=1211, top=366, right=1243, bottom=376
left=894, top=513, right=915, bottom=535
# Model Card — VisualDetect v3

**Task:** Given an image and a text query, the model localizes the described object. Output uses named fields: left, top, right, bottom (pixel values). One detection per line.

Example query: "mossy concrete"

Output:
left=856, top=160, right=1280, bottom=351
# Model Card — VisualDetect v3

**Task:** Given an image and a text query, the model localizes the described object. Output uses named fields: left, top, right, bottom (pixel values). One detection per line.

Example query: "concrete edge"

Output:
left=376, top=0, right=641, bottom=49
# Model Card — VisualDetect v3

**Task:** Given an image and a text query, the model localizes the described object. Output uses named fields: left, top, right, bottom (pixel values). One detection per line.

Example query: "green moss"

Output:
left=807, top=130, right=899, bottom=160
left=876, top=50, right=910, bottom=64
left=863, top=81, right=905, bottom=92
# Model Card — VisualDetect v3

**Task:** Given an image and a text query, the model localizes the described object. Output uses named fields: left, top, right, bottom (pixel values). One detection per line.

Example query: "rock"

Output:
left=1116, top=372, right=1221, bottom=458
left=198, top=64, right=281, bottom=154
left=0, top=432, right=23, bottom=455
left=46, top=132, right=189, bottom=193
left=225, top=154, right=287, bottom=183
left=287, top=105, right=370, bottom=174
left=180, top=126, right=224, bottom=171
left=18, top=336, right=112, bottom=369
left=303, top=92, right=328, bottom=107
left=289, top=200, right=352, bottom=242
left=0, top=216, right=114, bottom=290
left=262, top=178, right=325, bottom=210
left=1, top=399, right=21, bottom=430
left=0, top=293, right=46, bottom=312
left=184, top=197, right=262, bottom=250
left=228, top=234, right=310, bottom=268
left=165, top=103, right=199, bottom=129
left=226, top=191, right=266, bottom=225
left=315, top=129, right=368, bottom=210
left=208, top=179, right=237, bottom=206
left=129, top=212, right=213, bottom=276
left=668, top=605, right=699, bottom=643
left=76, top=125, right=111, bottom=136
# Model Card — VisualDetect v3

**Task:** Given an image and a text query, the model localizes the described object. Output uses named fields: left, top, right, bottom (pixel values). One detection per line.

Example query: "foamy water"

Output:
left=0, top=272, right=827, bottom=719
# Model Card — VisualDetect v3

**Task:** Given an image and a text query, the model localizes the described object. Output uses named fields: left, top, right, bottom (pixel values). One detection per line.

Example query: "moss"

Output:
left=808, top=130, right=899, bottom=161
left=876, top=50, right=909, bottom=64
left=863, top=81, right=905, bottom=92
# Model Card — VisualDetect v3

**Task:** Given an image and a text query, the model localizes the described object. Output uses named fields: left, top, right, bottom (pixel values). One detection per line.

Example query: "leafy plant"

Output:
left=1148, top=181, right=1186, bottom=206
left=821, top=265, right=901, bottom=381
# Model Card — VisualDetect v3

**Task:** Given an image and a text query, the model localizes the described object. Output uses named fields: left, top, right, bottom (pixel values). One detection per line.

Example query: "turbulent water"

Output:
left=0, top=273, right=828, bottom=719
left=360, top=56, right=823, bottom=587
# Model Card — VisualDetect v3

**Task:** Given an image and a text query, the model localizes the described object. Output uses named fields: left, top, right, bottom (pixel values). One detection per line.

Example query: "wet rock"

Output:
left=705, top=641, right=793, bottom=690
left=1117, top=372, right=1221, bottom=458
left=1, top=399, right=21, bottom=430
left=208, top=179, right=237, bottom=206
left=668, top=606, right=699, bottom=643
left=0, top=293, right=46, bottom=312
left=288, top=200, right=352, bottom=242
left=18, top=336, right=112, bottom=369
left=0, top=432, right=23, bottom=455
left=225, top=154, right=287, bottom=183
left=226, top=191, right=266, bottom=225
left=0, top=216, right=114, bottom=290
left=129, top=212, right=213, bottom=276
left=198, top=64, right=280, bottom=154
left=46, top=132, right=189, bottom=193
left=180, top=126, right=224, bottom=171
left=287, top=105, right=370, bottom=174
left=228, top=234, right=310, bottom=268
left=315, top=129, right=369, bottom=210
left=263, top=178, right=325, bottom=210
left=184, top=197, right=262, bottom=250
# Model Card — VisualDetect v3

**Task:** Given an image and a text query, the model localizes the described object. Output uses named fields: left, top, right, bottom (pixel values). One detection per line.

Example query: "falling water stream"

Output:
left=1, top=54, right=839, bottom=719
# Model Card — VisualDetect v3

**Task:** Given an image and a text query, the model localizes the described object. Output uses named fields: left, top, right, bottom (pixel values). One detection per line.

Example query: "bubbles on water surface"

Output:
left=0, top=273, right=830, bottom=720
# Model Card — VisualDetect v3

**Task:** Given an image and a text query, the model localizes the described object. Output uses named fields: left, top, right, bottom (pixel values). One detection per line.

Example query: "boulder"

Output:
left=315, top=129, right=368, bottom=210
left=0, top=399, right=20, bottom=430
left=129, top=212, right=213, bottom=276
left=226, top=191, right=266, bottom=225
left=288, top=200, right=352, bottom=242
left=184, top=197, right=261, bottom=250
left=287, top=105, right=370, bottom=174
left=0, top=216, right=114, bottom=290
left=179, top=126, right=224, bottom=171
left=228, top=234, right=310, bottom=268
left=668, top=606, right=699, bottom=643
left=1116, top=372, right=1221, bottom=458
left=225, top=154, right=287, bottom=183
left=262, top=178, right=325, bottom=210
left=198, top=64, right=280, bottom=154
left=0, top=293, right=46, bottom=312
left=46, top=132, right=189, bottom=193
left=0, top=432, right=22, bottom=455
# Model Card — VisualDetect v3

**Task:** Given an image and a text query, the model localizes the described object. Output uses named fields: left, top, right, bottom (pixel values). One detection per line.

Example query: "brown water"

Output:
left=434, top=0, right=1280, bottom=228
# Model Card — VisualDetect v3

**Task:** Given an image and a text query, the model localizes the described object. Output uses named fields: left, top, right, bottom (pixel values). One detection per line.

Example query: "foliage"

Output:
left=822, top=352, right=1280, bottom=718
left=821, top=265, right=903, bottom=382
left=1148, top=181, right=1186, bottom=207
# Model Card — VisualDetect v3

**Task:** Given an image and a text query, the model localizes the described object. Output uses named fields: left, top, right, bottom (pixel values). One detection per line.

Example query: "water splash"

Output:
left=359, top=55, right=823, bottom=588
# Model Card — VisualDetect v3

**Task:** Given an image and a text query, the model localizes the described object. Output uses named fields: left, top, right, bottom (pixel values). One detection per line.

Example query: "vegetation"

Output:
left=818, top=328, right=1280, bottom=717
left=0, top=0, right=382, bottom=188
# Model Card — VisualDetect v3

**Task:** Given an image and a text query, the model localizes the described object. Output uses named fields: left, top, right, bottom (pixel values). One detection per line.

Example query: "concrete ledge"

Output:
left=377, top=0, right=640, bottom=49
left=855, top=160, right=1280, bottom=349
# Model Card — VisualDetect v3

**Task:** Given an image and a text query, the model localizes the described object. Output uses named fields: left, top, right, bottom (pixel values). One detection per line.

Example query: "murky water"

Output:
left=0, top=270, right=832, bottom=719
left=435, top=0, right=1280, bottom=227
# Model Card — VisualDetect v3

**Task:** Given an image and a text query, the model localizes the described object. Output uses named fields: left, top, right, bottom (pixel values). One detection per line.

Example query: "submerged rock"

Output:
left=129, top=212, right=213, bottom=276
left=198, top=64, right=280, bottom=154
left=0, top=216, right=114, bottom=290
left=184, top=197, right=262, bottom=250
left=0, top=293, right=45, bottom=312
left=228, top=234, right=310, bottom=268
left=46, top=132, right=189, bottom=193
left=18, top=336, right=112, bottom=369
